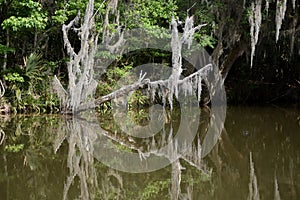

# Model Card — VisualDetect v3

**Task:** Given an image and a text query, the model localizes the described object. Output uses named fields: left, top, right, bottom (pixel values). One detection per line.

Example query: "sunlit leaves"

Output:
left=52, top=0, right=105, bottom=24
left=125, top=0, right=177, bottom=29
left=5, top=144, right=24, bottom=153
left=1, top=0, right=48, bottom=31
left=4, top=72, right=24, bottom=83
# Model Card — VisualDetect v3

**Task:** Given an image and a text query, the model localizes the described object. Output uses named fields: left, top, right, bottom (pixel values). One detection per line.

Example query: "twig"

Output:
left=0, top=80, right=5, bottom=98
left=0, top=128, right=5, bottom=145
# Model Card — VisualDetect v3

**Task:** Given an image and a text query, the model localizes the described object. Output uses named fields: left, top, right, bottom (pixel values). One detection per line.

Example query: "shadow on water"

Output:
left=0, top=106, right=299, bottom=199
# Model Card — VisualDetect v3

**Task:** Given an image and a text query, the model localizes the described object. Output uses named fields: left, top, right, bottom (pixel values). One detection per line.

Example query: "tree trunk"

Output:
left=220, top=40, right=248, bottom=79
left=3, top=29, right=9, bottom=70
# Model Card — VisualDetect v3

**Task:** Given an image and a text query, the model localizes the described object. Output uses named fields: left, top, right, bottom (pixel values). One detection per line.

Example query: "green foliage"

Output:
left=1, top=0, right=48, bottom=31
left=52, top=0, right=88, bottom=24
left=141, top=179, right=170, bottom=200
left=195, top=32, right=216, bottom=48
left=24, top=53, right=42, bottom=77
left=2, top=53, right=60, bottom=113
left=96, top=63, right=133, bottom=112
left=97, top=61, right=151, bottom=112
left=4, top=72, right=24, bottom=83
left=52, top=0, right=105, bottom=24
left=127, top=91, right=149, bottom=108
left=4, top=72, right=25, bottom=102
left=97, top=63, right=133, bottom=96
left=5, top=144, right=24, bottom=153
left=0, top=44, right=14, bottom=54
left=0, top=0, right=297, bottom=111
left=192, top=3, right=217, bottom=48
left=125, top=0, right=177, bottom=28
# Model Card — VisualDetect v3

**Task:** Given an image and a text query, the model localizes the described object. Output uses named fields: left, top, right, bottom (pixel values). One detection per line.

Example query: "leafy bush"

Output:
left=1, top=53, right=60, bottom=113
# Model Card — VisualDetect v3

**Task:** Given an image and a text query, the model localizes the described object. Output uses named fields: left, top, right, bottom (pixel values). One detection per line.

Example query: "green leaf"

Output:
left=0, top=44, right=14, bottom=54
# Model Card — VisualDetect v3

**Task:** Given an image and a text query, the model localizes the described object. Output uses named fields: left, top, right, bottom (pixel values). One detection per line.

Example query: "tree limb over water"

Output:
left=75, top=64, right=212, bottom=113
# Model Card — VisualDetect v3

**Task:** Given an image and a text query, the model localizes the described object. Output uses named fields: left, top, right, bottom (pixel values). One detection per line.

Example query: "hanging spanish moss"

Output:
left=249, top=0, right=262, bottom=67
left=275, top=0, right=287, bottom=42
left=53, top=0, right=123, bottom=114
left=292, top=0, right=296, bottom=10
left=53, top=0, right=98, bottom=114
left=171, top=159, right=183, bottom=200
left=266, top=0, right=269, bottom=16
left=94, top=15, right=211, bottom=112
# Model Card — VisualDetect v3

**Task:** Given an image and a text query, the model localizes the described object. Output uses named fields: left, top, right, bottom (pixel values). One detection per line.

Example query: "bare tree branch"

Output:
left=0, top=80, right=5, bottom=98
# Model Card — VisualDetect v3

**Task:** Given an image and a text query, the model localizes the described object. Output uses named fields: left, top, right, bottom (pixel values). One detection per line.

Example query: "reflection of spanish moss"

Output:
left=54, top=117, right=99, bottom=200
left=274, top=174, right=281, bottom=200
left=248, top=152, right=260, bottom=200
left=101, top=169, right=124, bottom=200
left=53, top=115, right=208, bottom=199
left=171, top=159, right=182, bottom=200
left=171, top=154, right=203, bottom=200
left=100, top=122, right=209, bottom=175
left=2, top=130, right=9, bottom=199
left=288, top=158, right=297, bottom=197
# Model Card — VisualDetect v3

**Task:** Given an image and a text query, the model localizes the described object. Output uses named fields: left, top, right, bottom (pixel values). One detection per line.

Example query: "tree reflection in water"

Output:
left=53, top=110, right=210, bottom=199
left=248, top=152, right=260, bottom=200
left=0, top=107, right=299, bottom=199
left=53, top=116, right=99, bottom=200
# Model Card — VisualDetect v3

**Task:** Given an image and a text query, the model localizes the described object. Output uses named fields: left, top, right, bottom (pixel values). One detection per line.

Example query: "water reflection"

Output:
left=0, top=106, right=299, bottom=199
left=248, top=152, right=260, bottom=200
left=53, top=117, right=99, bottom=199
left=207, top=106, right=300, bottom=200
left=54, top=109, right=209, bottom=199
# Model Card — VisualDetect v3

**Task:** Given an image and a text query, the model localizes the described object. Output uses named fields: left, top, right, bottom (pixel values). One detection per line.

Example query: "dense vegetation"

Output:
left=0, top=0, right=299, bottom=113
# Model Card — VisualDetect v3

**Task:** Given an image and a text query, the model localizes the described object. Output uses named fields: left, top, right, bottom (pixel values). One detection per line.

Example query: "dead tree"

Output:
left=53, top=0, right=98, bottom=114
left=53, top=0, right=212, bottom=114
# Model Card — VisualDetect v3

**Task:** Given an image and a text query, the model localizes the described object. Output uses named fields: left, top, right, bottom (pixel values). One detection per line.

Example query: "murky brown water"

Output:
left=0, top=106, right=299, bottom=199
